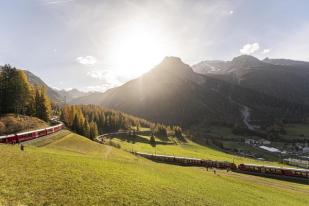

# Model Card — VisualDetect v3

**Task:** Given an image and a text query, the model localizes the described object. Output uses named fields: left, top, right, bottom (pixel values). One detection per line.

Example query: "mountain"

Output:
left=263, top=58, right=309, bottom=66
left=192, top=55, right=309, bottom=106
left=25, top=70, right=91, bottom=103
left=0, top=66, right=93, bottom=103
left=24, top=70, right=63, bottom=103
left=192, top=60, right=229, bottom=74
left=71, top=56, right=308, bottom=127
left=56, top=89, right=91, bottom=103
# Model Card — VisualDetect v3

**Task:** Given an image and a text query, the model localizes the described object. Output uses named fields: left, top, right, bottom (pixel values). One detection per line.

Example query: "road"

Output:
left=95, top=131, right=130, bottom=143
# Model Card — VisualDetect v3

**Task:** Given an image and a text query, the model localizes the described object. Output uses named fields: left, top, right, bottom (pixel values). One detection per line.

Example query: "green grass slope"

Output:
left=0, top=131, right=308, bottom=206
left=109, top=134, right=287, bottom=166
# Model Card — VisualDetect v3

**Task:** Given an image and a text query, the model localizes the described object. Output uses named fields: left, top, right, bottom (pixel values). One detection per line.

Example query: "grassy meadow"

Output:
left=0, top=130, right=308, bottom=206
left=108, top=133, right=287, bottom=166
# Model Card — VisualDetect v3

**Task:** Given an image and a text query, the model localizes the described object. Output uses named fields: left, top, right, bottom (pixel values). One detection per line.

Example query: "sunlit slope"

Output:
left=0, top=132, right=308, bottom=206
left=27, top=130, right=133, bottom=160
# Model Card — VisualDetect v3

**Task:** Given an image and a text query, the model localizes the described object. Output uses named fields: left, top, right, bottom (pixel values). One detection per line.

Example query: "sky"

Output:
left=1, top=0, right=309, bottom=92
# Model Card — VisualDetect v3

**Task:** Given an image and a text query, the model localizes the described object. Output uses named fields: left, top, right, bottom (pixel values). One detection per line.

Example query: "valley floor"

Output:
left=0, top=131, right=308, bottom=206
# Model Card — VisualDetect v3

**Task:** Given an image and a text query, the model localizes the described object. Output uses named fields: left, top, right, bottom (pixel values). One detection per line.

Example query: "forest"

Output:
left=60, top=104, right=183, bottom=140
left=0, top=64, right=51, bottom=122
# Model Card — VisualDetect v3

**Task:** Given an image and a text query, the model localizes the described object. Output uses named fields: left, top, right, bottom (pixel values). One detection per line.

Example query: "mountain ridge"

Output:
left=71, top=56, right=309, bottom=127
left=192, top=55, right=309, bottom=106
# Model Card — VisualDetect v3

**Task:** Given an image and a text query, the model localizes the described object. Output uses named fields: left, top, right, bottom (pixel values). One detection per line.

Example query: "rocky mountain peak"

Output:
left=153, top=56, right=194, bottom=74
left=231, top=55, right=264, bottom=68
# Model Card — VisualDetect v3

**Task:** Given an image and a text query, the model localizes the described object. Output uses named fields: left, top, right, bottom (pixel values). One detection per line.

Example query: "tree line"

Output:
left=61, top=104, right=183, bottom=141
left=60, top=105, right=153, bottom=140
left=0, top=65, right=51, bottom=121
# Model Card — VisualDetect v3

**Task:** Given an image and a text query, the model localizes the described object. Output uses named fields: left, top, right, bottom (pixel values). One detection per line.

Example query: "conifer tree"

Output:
left=83, top=119, right=90, bottom=138
left=72, top=114, right=79, bottom=133
left=174, top=126, right=183, bottom=139
left=89, top=121, right=98, bottom=140
left=150, top=133, right=156, bottom=147
left=0, top=65, right=33, bottom=115
left=34, top=86, right=51, bottom=122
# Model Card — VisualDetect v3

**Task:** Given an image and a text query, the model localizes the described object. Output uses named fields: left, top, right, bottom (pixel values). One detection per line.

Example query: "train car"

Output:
left=135, top=152, right=237, bottom=169
left=0, top=134, right=18, bottom=144
left=46, top=127, right=54, bottom=135
left=16, top=131, right=38, bottom=142
left=53, top=124, right=63, bottom=132
left=215, top=161, right=237, bottom=170
left=0, top=122, right=64, bottom=144
left=238, top=164, right=309, bottom=179
left=37, top=128, right=47, bottom=137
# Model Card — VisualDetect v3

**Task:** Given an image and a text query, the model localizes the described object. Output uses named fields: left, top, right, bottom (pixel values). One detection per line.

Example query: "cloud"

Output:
left=240, top=43, right=260, bottom=55
left=86, top=70, right=122, bottom=91
left=64, top=88, right=73, bottom=91
left=76, top=56, right=97, bottom=65
left=262, top=49, right=271, bottom=54
left=51, top=86, right=60, bottom=91
left=46, top=0, right=74, bottom=5
left=229, top=10, right=234, bottom=15
left=86, top=70, right=105, bottom=80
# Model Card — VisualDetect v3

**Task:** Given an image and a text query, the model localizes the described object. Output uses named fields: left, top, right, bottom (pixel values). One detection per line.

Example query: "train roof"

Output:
left=16, top=124, right=62, bottom=136
left=137, top=152, right=202, bottom=160
left=241, top=163, right=309, bottom=172
left=136, top=152, right=232, bottom=162
left=17, top=131, right=36, bottom=135
left=0, top=134, right=16, bottom=139
left=45, top=124, right=62, bottom=130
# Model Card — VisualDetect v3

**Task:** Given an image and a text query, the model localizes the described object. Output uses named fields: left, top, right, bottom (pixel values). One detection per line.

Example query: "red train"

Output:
left=135, top=152, right=309, bottom=180
left=135, top=152, right=237, bottom=169
left=0, top=123, right=64, bottom=144
left=238, top=163, right=309, bottom=179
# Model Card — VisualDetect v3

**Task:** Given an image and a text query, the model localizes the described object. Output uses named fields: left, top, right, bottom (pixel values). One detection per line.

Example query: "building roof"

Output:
left=259, top=146, right=280, bottom=152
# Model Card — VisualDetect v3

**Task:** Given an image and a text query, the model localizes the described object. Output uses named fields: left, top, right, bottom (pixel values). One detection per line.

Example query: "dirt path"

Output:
left=104, top=145, right=113, bottom=158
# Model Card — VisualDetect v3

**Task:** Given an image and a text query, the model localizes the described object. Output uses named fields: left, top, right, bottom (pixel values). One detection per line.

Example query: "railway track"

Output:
left=95, top=131, right=309, bottom=183
left=133, top=151, right=309, bottom=184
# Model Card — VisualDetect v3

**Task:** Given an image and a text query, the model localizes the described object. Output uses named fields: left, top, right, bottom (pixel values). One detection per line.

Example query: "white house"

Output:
left=258, top=139, right=271, bottom=145
left=245, top=139, right=257, bottom=145
left=259, top=146, right=281, bottom=153
left=303, top=147, right=309, bottom=153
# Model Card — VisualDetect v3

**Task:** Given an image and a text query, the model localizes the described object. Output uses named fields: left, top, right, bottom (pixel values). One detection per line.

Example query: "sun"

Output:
left=108, top=26, right=165, bottom=78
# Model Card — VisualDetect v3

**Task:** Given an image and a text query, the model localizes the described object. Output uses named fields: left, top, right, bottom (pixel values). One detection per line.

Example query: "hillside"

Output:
left=0, top=131, right=308, bottom=205
left=192, top=55, right=309, bottom=106
left=24, top=70, right=90, bottom=103
left=0, top=114, right=49, bottom=135
left=72, top=57, right=308, bottom=127
left=24, top=70, right=63, bottom=103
